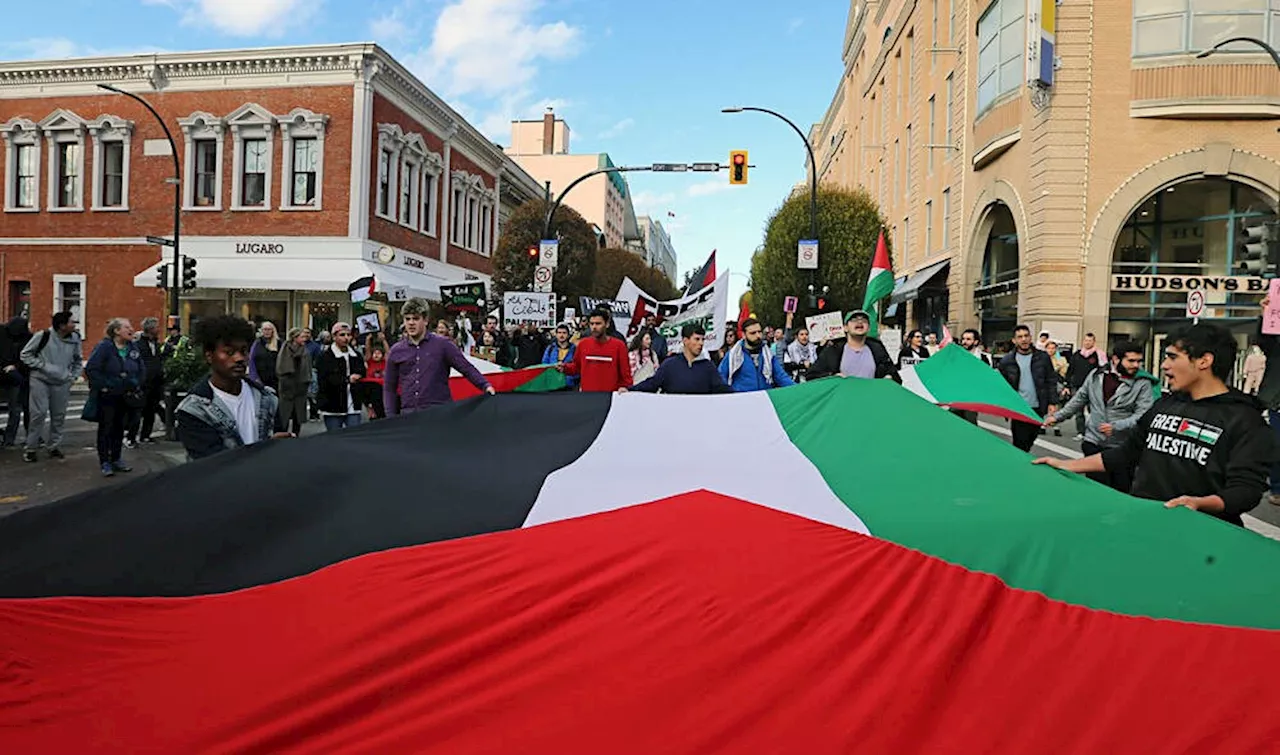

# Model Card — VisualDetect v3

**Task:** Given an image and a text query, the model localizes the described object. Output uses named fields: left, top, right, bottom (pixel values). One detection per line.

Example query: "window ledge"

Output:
left=972, top=129, right=1021, bottom=170
left=185, top=205, right=222, bottom=212
left=4, top=206, right=39, bottom=213
left=1129, top=100, right=1280, bottom=119
left=421, top=229, right=437, bottom=239
left=375, top=211, right=396, bottom=222
left=48, top=206, right=84, bottom=213
left=231, top=205, right=270, bottom=212
left=92, top=206, right=130, bottom=212
left=279, top=204, right=322, bottom=212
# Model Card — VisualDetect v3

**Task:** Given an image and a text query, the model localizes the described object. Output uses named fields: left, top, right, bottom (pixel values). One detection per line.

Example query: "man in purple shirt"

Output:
left=384, top=298, right=494, bottom=415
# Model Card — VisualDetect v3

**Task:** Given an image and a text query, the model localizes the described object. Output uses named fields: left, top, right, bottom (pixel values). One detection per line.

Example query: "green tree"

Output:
left=750, top=186, right=889, bottom=327
left=492, top=200, right=597, bottom=299
left=592, top=247, right=679, bottom=301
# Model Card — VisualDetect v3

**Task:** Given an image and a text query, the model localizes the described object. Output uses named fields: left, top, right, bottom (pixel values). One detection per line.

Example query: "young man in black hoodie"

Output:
left=1035, top=322, right=1274, bottom=527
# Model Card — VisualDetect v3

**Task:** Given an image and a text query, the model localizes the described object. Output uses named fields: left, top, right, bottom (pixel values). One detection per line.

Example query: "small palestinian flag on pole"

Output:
left=862, top=229, right=893, bottom=337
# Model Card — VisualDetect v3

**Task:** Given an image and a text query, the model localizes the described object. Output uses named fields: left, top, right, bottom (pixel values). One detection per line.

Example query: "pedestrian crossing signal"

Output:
left=730, top=150, right=748, bottom=185
left=181, top=256, right=198, bottom=290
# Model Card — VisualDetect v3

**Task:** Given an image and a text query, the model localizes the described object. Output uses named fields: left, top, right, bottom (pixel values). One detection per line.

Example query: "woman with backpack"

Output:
left=85, top=318, right=145, bottom=478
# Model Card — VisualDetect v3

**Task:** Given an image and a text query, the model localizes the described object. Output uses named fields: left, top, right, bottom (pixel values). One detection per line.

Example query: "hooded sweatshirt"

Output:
left=21, top=327, right=83, bottom=385
left=1101, top=389, right=1275, bottom=526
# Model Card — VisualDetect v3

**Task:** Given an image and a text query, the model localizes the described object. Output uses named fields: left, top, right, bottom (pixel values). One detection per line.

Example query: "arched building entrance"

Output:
left=973, top=201, right=1020, bottom=350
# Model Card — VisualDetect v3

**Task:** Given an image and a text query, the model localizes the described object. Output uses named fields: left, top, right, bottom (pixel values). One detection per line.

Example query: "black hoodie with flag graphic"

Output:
left=1101, top=389, right=1275, bottom=526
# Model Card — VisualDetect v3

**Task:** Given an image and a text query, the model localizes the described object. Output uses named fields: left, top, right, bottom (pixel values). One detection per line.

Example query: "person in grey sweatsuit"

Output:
left=20, top=311, right=83, bottom=461
left=1046, top=340, right=1155, bottom=492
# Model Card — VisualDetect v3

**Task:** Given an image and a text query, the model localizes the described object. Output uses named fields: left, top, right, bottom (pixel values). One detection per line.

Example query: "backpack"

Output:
left=31, top=329, right=51, bottom=357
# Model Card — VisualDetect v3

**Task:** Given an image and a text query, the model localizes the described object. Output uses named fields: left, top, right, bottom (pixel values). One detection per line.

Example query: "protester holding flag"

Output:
left=557, top=310, right=632, bottom=392
left=808, top=310, right=900, bottom=382
left=541, top=325, right=578, bottom=388
left=384, top=298, right=494, bottom=416
left=626, top=324, right=733, bottom=395
left=999, top=325, right=1058, bottom=452
left=719, top=318, right=794, bottom=392
left=1036, top=323, right=1274, bottom=527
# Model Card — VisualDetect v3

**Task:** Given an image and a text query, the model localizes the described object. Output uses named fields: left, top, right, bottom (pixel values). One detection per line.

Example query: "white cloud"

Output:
left=687, top=180, right=734, bottom=198
left=407, top=0, right=581, bottom=99
left=631, top=190, right=677, bottom=215
left=787, top=17, right=804, bottom=34
left=370, top=7, right=413, bottom=44
left=597, top=117, right=634, bottom=140
left=144, top=0, right=314, bottom=37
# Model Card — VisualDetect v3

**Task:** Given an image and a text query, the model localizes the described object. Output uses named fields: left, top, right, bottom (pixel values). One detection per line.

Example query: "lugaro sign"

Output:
left=1111, top=274, right=1269, bottom=293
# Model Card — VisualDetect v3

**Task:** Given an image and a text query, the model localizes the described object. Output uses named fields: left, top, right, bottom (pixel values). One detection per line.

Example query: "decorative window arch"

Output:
left=1, top=117, right=41, bottom=212
left=88, top=115, right=134, bottom=211
left=179, top=111, right=225, bottom=210
left=40, top=109, right=87, bottom=211
left=227, top=103, right=276, bottom=210
left=419, top=147, right=444, bottom=237
left=276, top=108, right=328, bottom=210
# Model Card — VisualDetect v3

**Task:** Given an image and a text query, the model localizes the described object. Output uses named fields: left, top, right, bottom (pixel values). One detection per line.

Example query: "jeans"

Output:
left=96, top=393, right=128, bottom=465
left=1011, top=420, right=1041, bottom=452
left=26, top=379, right=69, bottom=451
left=322, top=413, right=363, bottom=432
left=2, top=380, right=27, bottom=446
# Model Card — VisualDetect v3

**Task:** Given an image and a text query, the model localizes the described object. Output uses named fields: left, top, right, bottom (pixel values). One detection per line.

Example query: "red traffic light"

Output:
left=733, top=153, right=745, bottom=165
left=817, top=298, right=827, bottom=310
left=528, top=246, right=539, bottom=258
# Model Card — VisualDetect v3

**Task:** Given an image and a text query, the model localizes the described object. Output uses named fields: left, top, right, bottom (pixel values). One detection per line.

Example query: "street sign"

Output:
left=691, top=162, right=720, bottom=172
left=533, top=265, right=554, bottom=293
left=1185, top=289, right=1205, bottom=320
left=797, top=239, right=819, bottom=270
left=146, top=235, right=175, bottom=247
left=539, top=239, right=559, bottom=267
left=651, top=163, right=689, bottom=172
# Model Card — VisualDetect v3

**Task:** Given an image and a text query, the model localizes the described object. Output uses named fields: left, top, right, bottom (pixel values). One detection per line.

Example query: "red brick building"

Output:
left=0, top=43, right=542, bottom=336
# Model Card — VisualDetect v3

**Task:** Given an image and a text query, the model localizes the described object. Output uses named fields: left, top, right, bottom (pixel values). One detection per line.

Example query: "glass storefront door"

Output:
left=235, top=296, right=289, bottom=335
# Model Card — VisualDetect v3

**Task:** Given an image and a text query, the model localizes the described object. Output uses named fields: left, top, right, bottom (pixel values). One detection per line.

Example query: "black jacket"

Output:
left=897, top=345, right=930, bottom=369
left=808, top=338, right=901, bottom=383
left=513, top=331, right=548, bottom=369
left=0, top=317, right=30, bottom=385
left=136, top=334, right=164, bottom=386
left=1101, top=390, right=1276, bottom=526
left=999, top=349, right=1057, bottom=415
left=1066, top=350, right=1106, bottom=390
left=315, top=347, right=367, bottom=414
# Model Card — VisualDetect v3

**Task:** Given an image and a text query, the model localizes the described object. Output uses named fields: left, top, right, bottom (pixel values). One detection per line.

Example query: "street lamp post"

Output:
left=722, top=106, right=821, bottom=303
left=97, top=84, right=182, bottom=324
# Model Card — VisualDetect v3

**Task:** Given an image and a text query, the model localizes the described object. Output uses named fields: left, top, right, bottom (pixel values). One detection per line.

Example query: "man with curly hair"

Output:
left=176, top=314, right=290, bottom=461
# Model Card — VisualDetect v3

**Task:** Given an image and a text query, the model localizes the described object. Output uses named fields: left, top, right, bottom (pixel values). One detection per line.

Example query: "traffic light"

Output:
left=816, top=297, right=827, bottom=311
left=181, top=255, right=198, bottom=290
left=528, top=245, right=539, bottom=259
left=729, top=150, right=748, bottom=185
left=1236, top=218, right=1280, bottom=277
left=155, top=263, right=169, bottom=289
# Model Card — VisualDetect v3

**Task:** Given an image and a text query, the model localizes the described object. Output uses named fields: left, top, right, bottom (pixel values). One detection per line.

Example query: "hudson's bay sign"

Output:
left=1111, top=275, right=1269, bottom=293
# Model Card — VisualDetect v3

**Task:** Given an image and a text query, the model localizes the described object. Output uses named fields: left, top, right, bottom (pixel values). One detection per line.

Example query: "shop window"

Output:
left=1134, top=0, right=1280, bottom=58
left=276, top=108, right=328, bottom=210
left=41, top=110, right=87, bottom=211
left=8, top=280, right=31, bottom=320
left=180, top=112, right=225, bottom=210
left=976, top=0, right=1024, bottom=113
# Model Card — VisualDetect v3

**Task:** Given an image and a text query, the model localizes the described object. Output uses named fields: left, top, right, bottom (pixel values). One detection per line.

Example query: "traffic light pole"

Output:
left=722, top=107, right=820, bottom=303
left=97, top=84, right=182, bottom=324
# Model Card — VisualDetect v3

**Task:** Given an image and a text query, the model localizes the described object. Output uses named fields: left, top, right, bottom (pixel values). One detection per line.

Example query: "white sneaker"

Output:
left=1073, top=434, right=1084, bottom=442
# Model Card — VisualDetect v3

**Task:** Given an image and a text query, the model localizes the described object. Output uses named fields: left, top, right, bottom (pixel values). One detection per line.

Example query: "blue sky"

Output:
left=1, top=0, right=847, bottom=304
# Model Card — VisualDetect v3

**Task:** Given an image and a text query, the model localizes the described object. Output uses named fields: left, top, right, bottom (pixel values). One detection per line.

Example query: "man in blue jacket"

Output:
left=541, top=324, right=578, bottom=388
left=719, top=318, right=795, bottom=392
left=626, top=324, right=732, bottom=395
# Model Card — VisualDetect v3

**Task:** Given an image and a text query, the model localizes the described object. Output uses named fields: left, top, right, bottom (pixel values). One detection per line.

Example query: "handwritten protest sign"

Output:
left=806, top=311, right=845, bottom=344
left=1265, top=280, right=1280, bottom=335
left=503, top=292, right=555, bottom=328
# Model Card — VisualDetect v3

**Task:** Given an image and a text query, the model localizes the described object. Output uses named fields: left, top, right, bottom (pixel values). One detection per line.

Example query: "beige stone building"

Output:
left=813, top=0, right=1280, bottom=360
left=506, top=111, right=638, bottom=250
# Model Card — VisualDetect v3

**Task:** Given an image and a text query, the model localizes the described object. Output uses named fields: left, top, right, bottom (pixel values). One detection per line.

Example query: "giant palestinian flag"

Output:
left=448, top=352, right=566, bottom=399
left=2, top=380, right=1280, bottom=752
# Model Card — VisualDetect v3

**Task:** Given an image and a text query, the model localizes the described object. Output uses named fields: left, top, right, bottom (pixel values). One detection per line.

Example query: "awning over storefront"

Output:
left=889, top=260, right=950, bottom=305
left=133, top=257, right=488, bottom=301
left=883, top=276, right=909, bottom=318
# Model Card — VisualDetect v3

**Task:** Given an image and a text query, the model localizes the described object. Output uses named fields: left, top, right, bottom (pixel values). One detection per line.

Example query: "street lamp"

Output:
left=96, top=84, right=182, bottom=324
left=722, top=106, right=820, bottom=297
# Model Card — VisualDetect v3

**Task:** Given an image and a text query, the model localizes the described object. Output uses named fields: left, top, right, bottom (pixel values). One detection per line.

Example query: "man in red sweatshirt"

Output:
left=557, top=309, right=632, bottom=391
